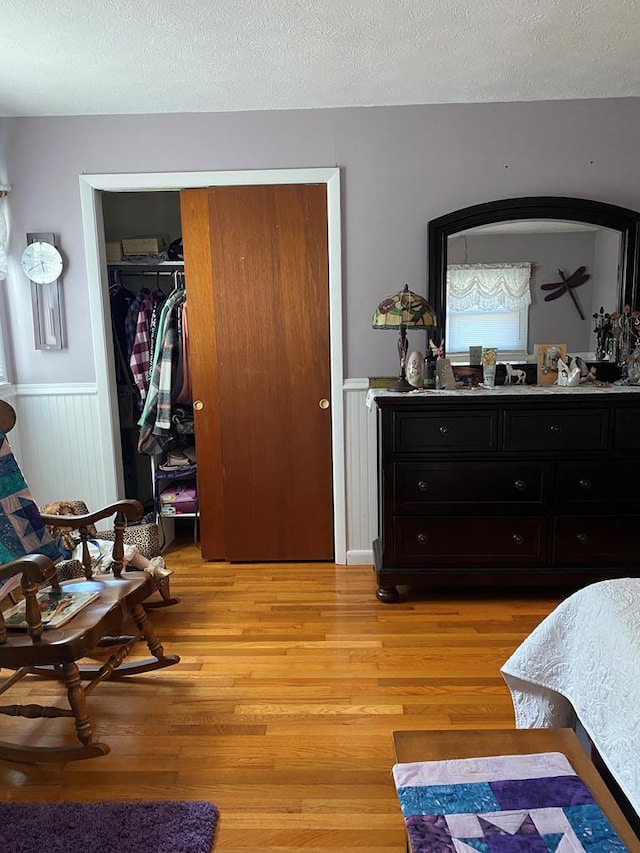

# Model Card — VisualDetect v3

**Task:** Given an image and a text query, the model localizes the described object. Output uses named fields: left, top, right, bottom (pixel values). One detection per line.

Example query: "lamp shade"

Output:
left=372, top=284, right=436, bottom=329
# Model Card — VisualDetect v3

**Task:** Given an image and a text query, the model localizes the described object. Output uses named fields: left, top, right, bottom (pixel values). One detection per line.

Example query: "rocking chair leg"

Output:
left=130, top=603, right=165, bottom=659
left=144, top=576, right=180, bottom=608
left=62, top=661, right=94, bottom=748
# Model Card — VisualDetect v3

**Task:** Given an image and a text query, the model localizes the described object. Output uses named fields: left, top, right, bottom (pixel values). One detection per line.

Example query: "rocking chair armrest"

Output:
left=0, top=554, right=58, bottom=588
left=40, top=499, right=144, bottom=530
left=0, top=554, right=59, bottom=643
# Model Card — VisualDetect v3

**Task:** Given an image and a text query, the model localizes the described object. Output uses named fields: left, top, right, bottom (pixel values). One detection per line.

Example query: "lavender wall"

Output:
left=2, top=99, right=640, bottom=384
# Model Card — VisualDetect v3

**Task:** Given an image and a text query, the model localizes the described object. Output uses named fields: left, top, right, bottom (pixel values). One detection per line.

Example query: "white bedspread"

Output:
left=501, top=577, right=640, bottom=816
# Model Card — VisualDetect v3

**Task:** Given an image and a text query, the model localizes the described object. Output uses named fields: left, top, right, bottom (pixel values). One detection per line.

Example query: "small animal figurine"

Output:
left=504, top=362, right=526, bottom=385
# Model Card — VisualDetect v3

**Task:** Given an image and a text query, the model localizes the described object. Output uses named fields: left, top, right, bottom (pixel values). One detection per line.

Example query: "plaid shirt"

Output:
left=129, top=291, right=157, bottom=409
left=124, top=288, right=150, bottom=359
left=137, top=292, right=185, bottom=455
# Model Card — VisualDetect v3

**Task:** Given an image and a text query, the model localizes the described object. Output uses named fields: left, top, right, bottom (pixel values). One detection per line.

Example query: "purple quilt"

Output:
left=393, top=752, right=627, bottom=852
left=0, top=430, right=61, bottom=570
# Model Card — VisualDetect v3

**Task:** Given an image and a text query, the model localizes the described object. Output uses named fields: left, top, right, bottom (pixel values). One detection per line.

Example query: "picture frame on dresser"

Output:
left=451, top=365, right=482, bottom=387
left=535, top=342, right=567, bottom=385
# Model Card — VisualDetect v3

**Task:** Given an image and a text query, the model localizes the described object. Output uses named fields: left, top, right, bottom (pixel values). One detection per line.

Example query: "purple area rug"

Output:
left=0, top=800, right=219, bottom=853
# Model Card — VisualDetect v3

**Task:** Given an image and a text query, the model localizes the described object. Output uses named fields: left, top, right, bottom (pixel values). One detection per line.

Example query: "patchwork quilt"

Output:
left=0, top=429, right=61, bottom=570
left=393, top=752, right=627, bottom=852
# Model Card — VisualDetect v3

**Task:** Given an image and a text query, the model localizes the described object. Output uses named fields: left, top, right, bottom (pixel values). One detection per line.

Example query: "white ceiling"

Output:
left=2, top=0, right=640, bottom=117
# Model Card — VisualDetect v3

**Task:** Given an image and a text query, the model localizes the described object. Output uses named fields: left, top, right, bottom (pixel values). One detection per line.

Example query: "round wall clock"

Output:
left=21, top=240, right=64, bottom=284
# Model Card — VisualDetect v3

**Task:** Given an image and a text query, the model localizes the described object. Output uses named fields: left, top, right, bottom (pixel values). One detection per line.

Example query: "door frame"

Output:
left=79, top=168, right=345, bottom=563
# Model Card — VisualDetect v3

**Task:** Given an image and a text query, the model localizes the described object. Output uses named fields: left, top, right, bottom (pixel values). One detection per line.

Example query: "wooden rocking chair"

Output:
left=0, top=403, right=179, bottom=763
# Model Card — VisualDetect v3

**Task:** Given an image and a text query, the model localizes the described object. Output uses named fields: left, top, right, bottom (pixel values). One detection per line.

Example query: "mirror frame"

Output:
left=427, top=196, right=640, bottom=348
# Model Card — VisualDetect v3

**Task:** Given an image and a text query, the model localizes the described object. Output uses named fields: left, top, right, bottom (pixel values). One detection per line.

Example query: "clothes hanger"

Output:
left=172, top=270, right=186, bottom=292
left=154, top=271, right=168, bottom=296
left=108, top=268, right=121, bottom=293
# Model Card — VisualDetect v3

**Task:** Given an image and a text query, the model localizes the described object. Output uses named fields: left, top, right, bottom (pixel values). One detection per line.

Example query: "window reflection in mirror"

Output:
left=446, top=220, right=622, bottom=362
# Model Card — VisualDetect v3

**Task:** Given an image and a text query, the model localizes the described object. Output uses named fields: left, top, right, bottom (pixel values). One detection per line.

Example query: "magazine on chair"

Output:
left=3, top=588, right=100, bottom=630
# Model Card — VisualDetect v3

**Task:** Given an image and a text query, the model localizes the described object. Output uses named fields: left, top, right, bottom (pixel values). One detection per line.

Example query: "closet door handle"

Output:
left=319, top=399, right=330, bottom=410
left=193, top=400, right=204, bottom=411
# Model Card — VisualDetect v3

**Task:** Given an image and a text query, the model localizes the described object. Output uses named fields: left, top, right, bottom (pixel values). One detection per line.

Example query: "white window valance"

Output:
left=447, top=262, right=532, bottom=312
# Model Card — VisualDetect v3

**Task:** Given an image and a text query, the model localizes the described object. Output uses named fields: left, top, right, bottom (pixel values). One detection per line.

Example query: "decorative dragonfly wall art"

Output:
left=540, top=266, right=590, bottom=320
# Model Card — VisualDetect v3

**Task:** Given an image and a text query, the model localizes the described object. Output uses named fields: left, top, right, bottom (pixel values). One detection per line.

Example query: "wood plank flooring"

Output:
left=0, top=541, right=562, bottom=852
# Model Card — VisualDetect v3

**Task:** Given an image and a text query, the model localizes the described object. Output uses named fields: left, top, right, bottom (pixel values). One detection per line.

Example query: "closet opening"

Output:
left=102, top=189, right=194, bottom=546
left=80, top=168, right=346, bottom=563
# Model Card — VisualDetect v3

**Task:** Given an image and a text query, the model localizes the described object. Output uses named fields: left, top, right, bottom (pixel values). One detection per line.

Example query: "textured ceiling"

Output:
left=2, top=0, right=640, bottom=116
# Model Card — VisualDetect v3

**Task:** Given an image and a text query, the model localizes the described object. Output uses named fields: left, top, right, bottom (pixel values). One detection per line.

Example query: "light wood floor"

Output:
left=0, top=541, right=562, bottom=852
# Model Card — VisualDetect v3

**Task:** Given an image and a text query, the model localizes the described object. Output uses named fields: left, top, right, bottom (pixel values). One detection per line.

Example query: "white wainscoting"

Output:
left=0, top=383, right=21, bottom=461
left=343, top=379, right=377, bottom=566
left=12, top=384, right=115, bottom=514
left=12, top=380, right=378, bottom=563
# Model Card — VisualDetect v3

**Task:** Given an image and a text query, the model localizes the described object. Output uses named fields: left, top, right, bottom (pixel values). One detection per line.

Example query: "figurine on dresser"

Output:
left=556, top=357, right=581, bottom=387
left=405, top=350, right=424, bottom=388
left=504, top=363, right=526, bottom=385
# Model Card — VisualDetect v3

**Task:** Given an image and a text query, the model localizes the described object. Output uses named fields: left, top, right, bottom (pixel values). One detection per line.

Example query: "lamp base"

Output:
left=386, top=377, right=415, bottom=393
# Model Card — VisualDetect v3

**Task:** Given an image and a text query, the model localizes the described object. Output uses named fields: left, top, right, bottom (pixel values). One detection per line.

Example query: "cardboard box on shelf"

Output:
left=159, top=483, right=198, bottom=515
left=121, top=235, right=169, bottom=255
left=105, top=241, right=122, bottom=262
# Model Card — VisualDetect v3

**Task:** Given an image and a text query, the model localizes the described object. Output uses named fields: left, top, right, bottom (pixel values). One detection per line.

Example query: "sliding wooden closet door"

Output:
left=180, top=185, right=334, bottom=561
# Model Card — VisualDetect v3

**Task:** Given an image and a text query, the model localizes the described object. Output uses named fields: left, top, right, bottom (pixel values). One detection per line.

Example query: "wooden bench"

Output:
left=392, top=729, right=639, bottom=851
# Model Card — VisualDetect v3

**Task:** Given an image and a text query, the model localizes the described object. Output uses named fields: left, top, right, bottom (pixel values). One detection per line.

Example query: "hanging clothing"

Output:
left=130, top=290, right=160, bottom=409
left=109, top=284, right=135, bottom=384
left=137, top=291, right=185, bottom=455
left=171, top=301, right=185, bottom=404
left=176, top=302, right=192, bottom=404
left=124, top=287, right=151, bottom=360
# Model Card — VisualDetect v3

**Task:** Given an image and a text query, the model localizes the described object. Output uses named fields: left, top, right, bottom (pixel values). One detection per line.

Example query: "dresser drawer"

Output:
left=556, top=460, right=640, bottom=510
left=395, top=461, right=549, bottom=513
left=613, top=406, right=640, bottom=449
left=553, top=516, right=640, bottom=564
left=394, top=410, right=497, bottom=453
left=503, top=409, right=608, bottom=452
left=394, top=516, right=548, bottom=566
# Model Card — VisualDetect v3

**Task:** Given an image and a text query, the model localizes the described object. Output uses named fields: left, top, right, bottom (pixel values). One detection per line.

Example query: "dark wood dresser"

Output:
left=373, top=389, right=640, bottom=602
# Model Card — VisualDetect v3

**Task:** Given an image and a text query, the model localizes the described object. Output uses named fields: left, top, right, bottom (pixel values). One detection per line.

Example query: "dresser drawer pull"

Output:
left=579, top=478, right=592, bottom=490
left=550, top=424, right=563, bottom=434
left=512, top=533, right=524, bottom=545
left=416, top=533, right=428, bottom=545
left=514, top=480, right=526, bottom=492
left=417, top=481, right=429, bottom=491
left=439, top=425, right=450, bottom=435
left=577, top=533, right=590, bottom=545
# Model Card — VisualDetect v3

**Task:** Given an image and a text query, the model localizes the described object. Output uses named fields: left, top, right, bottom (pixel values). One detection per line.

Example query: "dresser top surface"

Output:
left=368, top=384, right=640, bottom=410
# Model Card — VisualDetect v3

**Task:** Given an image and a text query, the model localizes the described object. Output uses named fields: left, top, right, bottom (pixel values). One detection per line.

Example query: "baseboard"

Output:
left=347, top=549, right=374, bottom=565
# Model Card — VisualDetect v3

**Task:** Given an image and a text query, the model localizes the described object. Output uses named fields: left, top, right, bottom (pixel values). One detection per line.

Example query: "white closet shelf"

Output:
left=107, top=261, right=184, bottom=268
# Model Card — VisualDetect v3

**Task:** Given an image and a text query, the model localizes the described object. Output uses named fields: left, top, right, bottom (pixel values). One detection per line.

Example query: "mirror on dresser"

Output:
left=427, top=197, right=640, bottom=374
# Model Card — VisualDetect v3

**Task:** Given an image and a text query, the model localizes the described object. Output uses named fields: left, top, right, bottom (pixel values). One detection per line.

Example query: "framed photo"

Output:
left=536, top=343, right=567, bottom=386
left=452, top=365, right=483, bottom=387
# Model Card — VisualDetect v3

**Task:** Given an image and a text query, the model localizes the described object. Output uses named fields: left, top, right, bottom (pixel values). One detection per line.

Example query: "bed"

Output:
left=501, top=577, right=640, bottom=825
